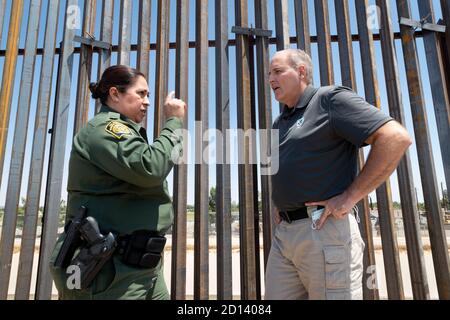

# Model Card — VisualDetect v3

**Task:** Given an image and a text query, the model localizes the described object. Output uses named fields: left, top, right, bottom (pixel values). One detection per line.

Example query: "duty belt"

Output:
left=116, top=230, right=166, bottom=269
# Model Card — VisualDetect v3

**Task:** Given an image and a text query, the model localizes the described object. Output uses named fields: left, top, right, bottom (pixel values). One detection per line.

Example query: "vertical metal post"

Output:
left=118, top=0, right=132, bottom=65
left=294, top=0, right=311, bottom=55
left=440, top=0, right=450, bottom=121
left=36, top=0, right=77, bottom=299
left=171, top=0, right=189, bottom=300
left=248, top=37, right=261, bottom=300
left=215, top=0, right=233, bottom=300
left=95, top=0, right=114, bottom=114
left=336, top=0, right=378, bottom=301
left=418, top=0, right=450, bottom=222
left=73, top=0, right=96, bottom=135
left=0, top=0, right=6, bottom=47
left=394, top=0, right=430, bottom=300
left=416, top=0, right=450, bottom=300
left=0, top=0, right=23, bottom=188
left=137, top=0, right=151, bottom=129
left=235, top=0, right=257, bottom=300
left=314, top=0, right=334, bottom=86
left=194, top=0, right=209, bottom=300
left=254, top=0, right=274, bottom=270
left=274, top=0, right=289, bottom=112
left=355, top=0, right=382, bottom=300
left=0, top=0, right=40, bottom=300
left=15, top=0, right=61, bottom=300
left=274, top=0, right=289, bottom=50
left=153, top=0, right=170, bottom=138
left=15, top=0, right=59, bottom=299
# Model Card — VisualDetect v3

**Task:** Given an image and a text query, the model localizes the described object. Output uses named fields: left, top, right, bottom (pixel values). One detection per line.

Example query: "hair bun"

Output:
left=89, top=82, right=99, bottom=99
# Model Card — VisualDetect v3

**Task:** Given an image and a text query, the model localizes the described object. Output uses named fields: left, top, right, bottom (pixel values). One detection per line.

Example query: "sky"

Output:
left=0, top=0, right=447, bottom=208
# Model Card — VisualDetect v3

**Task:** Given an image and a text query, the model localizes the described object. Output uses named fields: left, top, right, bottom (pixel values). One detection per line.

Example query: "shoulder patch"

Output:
left=105, top=121, right=133, bottom=139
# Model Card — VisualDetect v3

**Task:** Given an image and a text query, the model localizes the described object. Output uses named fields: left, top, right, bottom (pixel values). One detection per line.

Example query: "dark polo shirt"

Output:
left=272, top=85, right=393, bottom=211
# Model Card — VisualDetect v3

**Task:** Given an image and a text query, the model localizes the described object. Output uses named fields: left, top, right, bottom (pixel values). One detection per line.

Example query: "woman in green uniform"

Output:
left=49, top=65, right=186, bottom=300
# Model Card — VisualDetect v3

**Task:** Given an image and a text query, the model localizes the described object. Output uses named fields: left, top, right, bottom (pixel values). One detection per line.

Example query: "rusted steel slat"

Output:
left=0, top=0, right=23, bottom=191
left=15, top=0, right=61, bottom=300
left=36, top=0, right=77, bottom=299
left=335, top=0, right=356, bottom=89
left=73, top=0, right=96, bottom=135
left=194, top=0, right=209, bottom=300
left=118, top=0, right=132, bottom=65
left=215, top=0, right=232, bottom=300
left=95, top=0, right=114, bottom=114
left=235, top=0, right=257, bottom=300
left=274, top=0, right=290, bottom=50
left=391, top=0, right=431, bottom=300
left=0, top=0, right=6, bottom=46
left=355, top=0, right=381, bottom=300
left=335, top=0, right=379, bottom=300
left=376, top=185, right=404, bottom=299
left=294, top=0, right=311, bottom=55
left=417, top=0, right=450, bottom=300
left=137, top=0, right=151, bottom=129
left=418, top=2, right=450, bottom=216
left=273, top=0, right=289, bottom=113
left=171, top=0, right=189, bottom=300
left=153, top=0, right=170, bottom=139
left=0, top=0, right=40, bottom=300
left=314, top=0, right=334, bottom=86
left=137, top=0, right=151, bottom=79
left=441, top=0, right=450, bottom=129
left=248, top=37, right=261, bottom=300
left=358, top=0, right=401, bottom=299
left=254, top=0, right=274, bottom=271
left=374, top=0, right=408, bottom=300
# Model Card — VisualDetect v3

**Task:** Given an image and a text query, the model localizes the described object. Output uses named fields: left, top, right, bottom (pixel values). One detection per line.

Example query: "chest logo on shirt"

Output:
left=105, top=121, right=132, bottom=139
left=296, top=117, right=305, bottom=128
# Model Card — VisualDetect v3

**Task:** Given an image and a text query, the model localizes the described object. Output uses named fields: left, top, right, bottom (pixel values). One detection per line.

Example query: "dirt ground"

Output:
left=7, top=235, right=448, bottom=299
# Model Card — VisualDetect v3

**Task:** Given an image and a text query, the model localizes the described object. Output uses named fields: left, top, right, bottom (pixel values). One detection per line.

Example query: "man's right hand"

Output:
left=164, top=91, right=186, bottom=119
left=274, top=208, right=281, bottom=225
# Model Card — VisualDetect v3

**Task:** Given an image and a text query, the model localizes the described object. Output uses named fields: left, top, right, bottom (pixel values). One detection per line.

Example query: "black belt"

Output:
left=279, top=206, right=324, bottom=223
left=116, top=230, right=166, bottom=269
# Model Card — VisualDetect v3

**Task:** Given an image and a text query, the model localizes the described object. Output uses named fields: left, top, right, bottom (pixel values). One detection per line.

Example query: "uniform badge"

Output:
left=105, top=121, right=132, bottom=139
left=296, top=117, right=305, bottom=127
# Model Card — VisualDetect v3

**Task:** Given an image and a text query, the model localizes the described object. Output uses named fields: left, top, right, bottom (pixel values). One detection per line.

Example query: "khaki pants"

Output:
left=265, top=210, right=365, bottom=300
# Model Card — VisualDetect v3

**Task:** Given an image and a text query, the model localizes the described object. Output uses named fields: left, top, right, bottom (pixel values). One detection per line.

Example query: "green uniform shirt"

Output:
left=66, top=105, right=183, bottom=235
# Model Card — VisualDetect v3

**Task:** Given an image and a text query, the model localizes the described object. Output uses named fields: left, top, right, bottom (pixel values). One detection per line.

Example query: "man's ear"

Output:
left=298, top=65, right=306, bottom=79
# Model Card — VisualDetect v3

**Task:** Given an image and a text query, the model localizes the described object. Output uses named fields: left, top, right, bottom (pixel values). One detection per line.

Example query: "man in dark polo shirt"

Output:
left=265, top=49, right=412, bottom=300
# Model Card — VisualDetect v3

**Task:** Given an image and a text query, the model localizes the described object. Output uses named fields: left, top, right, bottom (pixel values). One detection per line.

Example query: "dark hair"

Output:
left=89, top=65, right=145, bottom=105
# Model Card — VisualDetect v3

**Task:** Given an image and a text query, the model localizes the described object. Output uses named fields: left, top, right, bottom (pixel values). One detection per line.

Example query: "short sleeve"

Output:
left=327, top=87, right=393, bottom=147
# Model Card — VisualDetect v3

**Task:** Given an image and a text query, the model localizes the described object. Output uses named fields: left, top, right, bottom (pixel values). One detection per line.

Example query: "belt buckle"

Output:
left=279, top=211, right=291, bottom=223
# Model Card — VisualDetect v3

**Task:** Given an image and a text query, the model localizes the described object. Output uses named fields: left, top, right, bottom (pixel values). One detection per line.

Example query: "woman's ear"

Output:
left=109, top=87, right=120, bottom=102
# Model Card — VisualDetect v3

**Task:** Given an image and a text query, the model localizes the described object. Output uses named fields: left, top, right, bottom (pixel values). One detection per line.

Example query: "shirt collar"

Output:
left=281, top=85, right=318, bottom=119
left=295, top=85, right=318, bottom=110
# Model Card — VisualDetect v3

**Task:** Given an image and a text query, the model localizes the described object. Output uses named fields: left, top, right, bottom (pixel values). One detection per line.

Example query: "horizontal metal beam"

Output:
left=231, top=26, right=272, bottom=37
left=399, top=17, right=446, bottom=33
left=0, top=31, right=427, bottom=57
left=73, top=35, right=111, bottom=50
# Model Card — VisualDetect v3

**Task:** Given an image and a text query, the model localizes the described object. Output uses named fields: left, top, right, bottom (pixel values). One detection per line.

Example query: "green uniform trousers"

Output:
left=49, top=235, right=169, bottom=300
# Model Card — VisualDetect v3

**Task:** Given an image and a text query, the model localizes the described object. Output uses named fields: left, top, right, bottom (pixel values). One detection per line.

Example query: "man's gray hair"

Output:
left=275, top=49, right=313, bottom=85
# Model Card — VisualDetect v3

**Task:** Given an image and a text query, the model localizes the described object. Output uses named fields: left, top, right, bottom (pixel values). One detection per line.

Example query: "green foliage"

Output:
left=0, top=197, right=67, bottom=230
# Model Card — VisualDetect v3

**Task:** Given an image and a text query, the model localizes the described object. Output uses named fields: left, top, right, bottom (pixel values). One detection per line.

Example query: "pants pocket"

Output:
left=323, top=245, right=350, bottom=293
